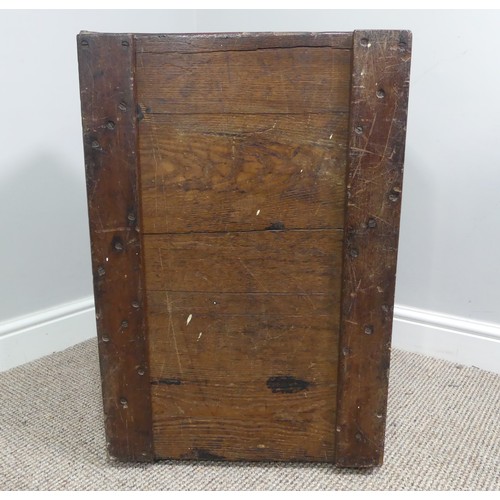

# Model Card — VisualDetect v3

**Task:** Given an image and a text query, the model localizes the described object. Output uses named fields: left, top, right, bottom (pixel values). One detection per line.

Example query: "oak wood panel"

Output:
left=136, top=31, right=353, bottom=53
left=143, top=230, right=343, bottom=293
left=136, top=47, right=351, bottom=114
left=147, top=291, right=339, bottom=383
left=77, top=32, right=154, bottom=462
left=335, top=30, right=412, bottom=467
left=151, top=382, right=336, bottom=461
left=139, top=113, right=348, bottom=233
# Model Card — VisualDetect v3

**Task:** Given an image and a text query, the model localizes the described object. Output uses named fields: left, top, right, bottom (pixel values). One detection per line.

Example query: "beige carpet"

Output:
left=0, top=338, right=498, bottom=490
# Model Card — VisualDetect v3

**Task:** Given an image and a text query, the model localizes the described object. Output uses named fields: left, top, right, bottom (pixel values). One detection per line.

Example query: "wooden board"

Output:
left=148, top=291, right=338, bottom=461
left=136, top=47, right=350, bottom=114
left=335, top=30, right=412, bottom=467
left=139, top=113, right=348, bottom=233
left=78, top=30, right=412, bottom=466
left=77, top=32, right=154, bottom=462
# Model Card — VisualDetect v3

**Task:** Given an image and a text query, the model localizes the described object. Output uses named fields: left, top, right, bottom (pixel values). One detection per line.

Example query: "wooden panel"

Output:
left=147, top=291, right=339, bottom=383
left=148, top=291, right=338, bottom=462
left=139, top=113, right=348, bottom=233
left=136, top=31, right=353, bottom=53
left=335, top=30, right=412, bottom=467
left=151, top=382, right=336, bottom=462
left=77, top=32, right=154, bottom=461
left=136, top=47, right=351, bottom=114
left=143, top=230, right=343, bottom=293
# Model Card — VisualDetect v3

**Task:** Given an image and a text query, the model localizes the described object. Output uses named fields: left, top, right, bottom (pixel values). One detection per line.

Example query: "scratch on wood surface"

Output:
left=165, top=292, right=183, bottom=375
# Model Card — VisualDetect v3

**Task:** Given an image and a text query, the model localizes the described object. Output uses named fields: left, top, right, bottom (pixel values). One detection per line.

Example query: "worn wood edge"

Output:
left=77, top=32, right=155, bottom=462
left=134, top=31, right=353, bottom=53
left=335, top=30, right=412, bottom=468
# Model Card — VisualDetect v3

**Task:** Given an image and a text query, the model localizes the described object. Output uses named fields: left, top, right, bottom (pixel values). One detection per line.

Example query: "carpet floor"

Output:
left=0, top=338, right=498, bottom=490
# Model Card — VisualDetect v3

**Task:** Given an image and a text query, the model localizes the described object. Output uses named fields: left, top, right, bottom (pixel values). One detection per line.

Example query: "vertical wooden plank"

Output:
left=335, top=30, right=412, bottom=467
left=77, top=32, right=154, bottom=461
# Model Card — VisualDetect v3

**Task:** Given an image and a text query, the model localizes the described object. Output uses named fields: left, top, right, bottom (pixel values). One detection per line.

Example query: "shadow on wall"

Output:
left=0, top=151, right=92, bottom=322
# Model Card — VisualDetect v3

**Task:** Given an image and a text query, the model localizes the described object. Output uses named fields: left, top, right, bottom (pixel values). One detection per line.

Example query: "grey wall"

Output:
left=1, top=10, right=498, bottom=330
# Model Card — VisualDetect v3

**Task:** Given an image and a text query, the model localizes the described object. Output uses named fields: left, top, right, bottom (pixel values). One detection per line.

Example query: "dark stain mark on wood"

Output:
left=265, top=222, right=286, bottom=231
left=266, top=376, right=311, bottom=394
left=151, top=378, right=182, bottom=386
left=136, top=103, right=145, bottom=121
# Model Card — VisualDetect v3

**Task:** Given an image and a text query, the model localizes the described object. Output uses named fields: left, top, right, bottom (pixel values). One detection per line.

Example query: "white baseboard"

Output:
left=393, top=305, right=500, bottom=375
left=0, top=297, right=96, bottom=372
left=1, top=297, right=499, bottom=375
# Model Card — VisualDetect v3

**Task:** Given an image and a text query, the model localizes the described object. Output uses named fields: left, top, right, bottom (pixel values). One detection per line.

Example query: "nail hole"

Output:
left=137, top=367, right=145, bottom=376
left=97, top=266, right=105, bottom=277
left=350, top=248, right=359, bottom=259
left=121, top=320, right=129, bottom=329
left=119, top=397, right=128, bottom=408
left=355, top=432, right=363, bottom=442
left=114, top=241, right=124, bottom=251
left=122, top=40, right=129, bottom=47
left=360, top=37, right=369, bottom=47
left=354, top=125, right=363, bottom=135
left=342, top=346, right=351, bottom=356
left=101, top=335, right=110, bottom=342
left=132, top=301, right=140, bottom=309
left=376, top=89, right=386, bottom=99
left=127, top=213, right=136, bottom=222
left=376, top=412, right=384, bottom=419
left=118, top=101, right=127, bottom=112
left=381, top=304, right=390, bottom=313
left=81, top=39, right=89, bottom=47
left=91, top=140, right=100, bottom=149
left=388, top=191, right=400, bottom=202
left=364, top=325, right=374, bottom=335
left=106, top=121, right=115, bottom=130
left=367, top=218, right=377, bottom=228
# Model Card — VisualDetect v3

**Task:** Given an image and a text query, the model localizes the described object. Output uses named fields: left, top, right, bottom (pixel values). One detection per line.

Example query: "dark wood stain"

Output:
left=266, top=376, right=311, bottom=394
left=151, top=378, right=182, bottom=386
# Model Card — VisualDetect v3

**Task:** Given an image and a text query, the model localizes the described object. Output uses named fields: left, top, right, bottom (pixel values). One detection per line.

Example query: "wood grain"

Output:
left=143, top=230, right=343, bottom=293
left=136, top=31, right=353, bottom=53
left=151, top=382, right=336, bottom=461
left=139, top=113, right=348, bottom=233
left=136, top=47, right=351, bottom=114
left=335, top=30, right=412, bottom=467
left=147, top=291, right=339, bottom=383
left=77, top=32, right=154, bottom=462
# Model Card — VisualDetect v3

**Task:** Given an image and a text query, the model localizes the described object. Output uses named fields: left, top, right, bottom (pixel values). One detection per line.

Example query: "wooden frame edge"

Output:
left=77, top=32, right=154, bottom=462
left=335, top=30, right=412, bottom=467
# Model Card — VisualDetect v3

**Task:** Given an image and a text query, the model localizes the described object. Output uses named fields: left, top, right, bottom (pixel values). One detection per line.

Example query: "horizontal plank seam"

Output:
left=140, top=111, right=350, bottom=116
left=143, top=227, right=344, bottom=236
left=138, top=46, right=352, bottom=56
left=145, top=291, right=334, bottom=296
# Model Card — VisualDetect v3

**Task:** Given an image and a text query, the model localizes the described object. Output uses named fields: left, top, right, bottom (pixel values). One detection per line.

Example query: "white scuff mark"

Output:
left=256, top=209, right=260, bottom=216
left=186, top=314, right=192, bottom=325
left=367, top=42, right=372, bottom=48
left=300, top=169, right=303, bottom=173
left=213, top=301, right=217, bottom=305
left=329, top=133, right=333, bottom=139
left=197, top=332, right=203, bottom=341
